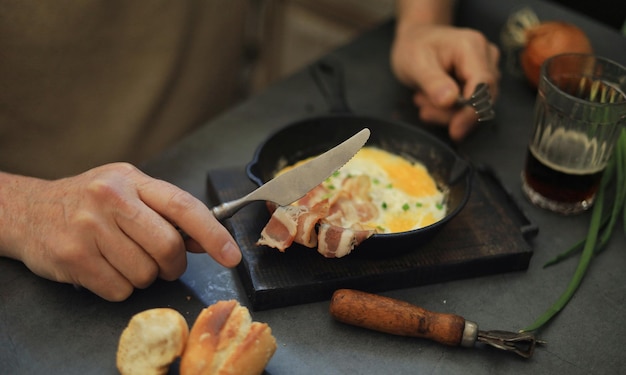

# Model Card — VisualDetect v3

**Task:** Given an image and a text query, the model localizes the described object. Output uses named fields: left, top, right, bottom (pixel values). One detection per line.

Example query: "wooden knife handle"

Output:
left=330, top=289, right=466, bottom=346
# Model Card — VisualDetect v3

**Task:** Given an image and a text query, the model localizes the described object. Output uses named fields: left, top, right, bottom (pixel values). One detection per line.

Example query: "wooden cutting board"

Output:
left=206, top=165, right=536, bottom=311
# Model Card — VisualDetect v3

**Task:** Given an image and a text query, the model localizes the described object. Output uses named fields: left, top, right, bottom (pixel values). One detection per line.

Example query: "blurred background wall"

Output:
left=245, top=0, right=395, bottom=94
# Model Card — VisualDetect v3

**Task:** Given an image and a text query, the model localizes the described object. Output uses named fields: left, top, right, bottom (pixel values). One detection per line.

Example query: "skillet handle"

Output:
left=310, top=58, right=352, bottom=114
left=448, top=156, right=473, bottom=186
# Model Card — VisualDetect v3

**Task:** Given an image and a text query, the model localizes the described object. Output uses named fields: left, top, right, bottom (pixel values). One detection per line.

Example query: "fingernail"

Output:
left=221, top=241, right=242, bottom=266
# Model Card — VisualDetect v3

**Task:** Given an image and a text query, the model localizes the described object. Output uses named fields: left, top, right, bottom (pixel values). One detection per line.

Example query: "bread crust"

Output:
left=116, top=308, right=189, bottom=375
left=180, top=300, right=277, bottom=375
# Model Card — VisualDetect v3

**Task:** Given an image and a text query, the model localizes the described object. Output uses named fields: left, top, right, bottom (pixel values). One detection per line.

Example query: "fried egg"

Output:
left=280, top=147, right=447, bottom=234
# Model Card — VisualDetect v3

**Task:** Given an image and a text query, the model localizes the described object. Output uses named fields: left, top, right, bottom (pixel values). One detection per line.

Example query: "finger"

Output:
left=448, top=107, right=480, bottom=142
left=112, top=204, right=188, bottom=281
left=410, top=52, right=460, bottom=108
left=416, top=86, right=480, bottom=142
left=45, top=236, right=135, bottom=301
left=184, top=237, right=206, bottom=253
left=95, top=226, right=161, bottom=288
left=451, top=35, right=501, bottom=99
left=487, top=43, right=501, bottom=100
left=73, top=254, right=134, bottom=302
left=414, top=92, right=454, bottom=124
left=136, top=178, right=242, bottom=268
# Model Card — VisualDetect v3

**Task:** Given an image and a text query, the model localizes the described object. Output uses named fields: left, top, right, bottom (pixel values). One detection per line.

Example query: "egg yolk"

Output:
left=277, top=146, right=446, bottom=233
left=354, top=148, right=438, bottom=197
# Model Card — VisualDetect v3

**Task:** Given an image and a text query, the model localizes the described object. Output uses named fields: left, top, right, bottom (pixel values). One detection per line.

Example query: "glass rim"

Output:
left=540, top=52, right=626, bottom=109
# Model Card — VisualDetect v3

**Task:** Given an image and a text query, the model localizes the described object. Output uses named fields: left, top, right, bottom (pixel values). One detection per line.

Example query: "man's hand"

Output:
left=0, top=163, right=241, bottom=301
left=391, top=23, right=500, bottom=141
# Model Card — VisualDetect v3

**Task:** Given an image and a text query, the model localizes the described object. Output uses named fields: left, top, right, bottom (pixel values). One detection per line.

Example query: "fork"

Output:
left=456, top=83, right=495, bottom=121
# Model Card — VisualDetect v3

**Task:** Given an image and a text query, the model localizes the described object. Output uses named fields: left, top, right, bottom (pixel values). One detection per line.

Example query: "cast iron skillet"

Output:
left=246, top=58, right=472, bottom=258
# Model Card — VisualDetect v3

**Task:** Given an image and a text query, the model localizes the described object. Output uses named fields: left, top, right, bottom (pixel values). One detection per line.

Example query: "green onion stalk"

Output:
left=522, top=127, right=626, bottom=333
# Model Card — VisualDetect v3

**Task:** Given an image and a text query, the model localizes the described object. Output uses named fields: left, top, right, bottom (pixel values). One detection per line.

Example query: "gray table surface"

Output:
left=2, top=0, right=625, bottom=374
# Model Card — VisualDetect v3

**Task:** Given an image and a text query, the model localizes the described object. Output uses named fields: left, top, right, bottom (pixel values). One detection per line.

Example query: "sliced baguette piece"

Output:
left=116, top=307, right=189, bottom=375
left=180, top=300, right=277, bottom=375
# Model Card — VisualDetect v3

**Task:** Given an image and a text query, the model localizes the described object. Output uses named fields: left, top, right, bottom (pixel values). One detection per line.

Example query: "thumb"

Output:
left=418, top=69, right=460, bottom=108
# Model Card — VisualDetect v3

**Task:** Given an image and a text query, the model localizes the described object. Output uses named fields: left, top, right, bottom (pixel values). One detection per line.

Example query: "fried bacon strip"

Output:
left=292, top=201, right=329, bottom=248
left=256, top=175, right=376, bottom=258
left=256, top=205, right=300, bottom=251
left=317, top=223, right=374, bottom=258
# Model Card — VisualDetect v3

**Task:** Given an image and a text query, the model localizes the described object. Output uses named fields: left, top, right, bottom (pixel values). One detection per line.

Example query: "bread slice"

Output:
left=116, top=308, right=189, bottom=375
left=180, top=300, right=277, bottom=375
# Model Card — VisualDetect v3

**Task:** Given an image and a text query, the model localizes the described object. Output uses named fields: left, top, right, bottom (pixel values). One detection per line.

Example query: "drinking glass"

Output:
left=521, top=53, right=626, bottom=214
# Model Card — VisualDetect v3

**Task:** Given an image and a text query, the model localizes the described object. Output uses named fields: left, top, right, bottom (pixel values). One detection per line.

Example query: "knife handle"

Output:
left=330, top=289, right=473, bottom=347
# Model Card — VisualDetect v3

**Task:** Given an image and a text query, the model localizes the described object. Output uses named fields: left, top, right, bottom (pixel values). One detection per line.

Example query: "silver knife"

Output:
left=211, top=128, right=370, bottom=221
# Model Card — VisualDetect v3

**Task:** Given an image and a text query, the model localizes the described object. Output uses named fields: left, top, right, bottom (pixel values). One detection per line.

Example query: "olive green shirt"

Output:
left=0, top=0, right=248, bottom=179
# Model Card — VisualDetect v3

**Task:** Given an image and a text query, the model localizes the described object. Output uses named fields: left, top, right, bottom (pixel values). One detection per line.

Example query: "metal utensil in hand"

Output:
left=456, top=83, right=495, bottom=122
left=211, top=128, right=370, bottom=221
left=178, top=128, right=370, bottom=240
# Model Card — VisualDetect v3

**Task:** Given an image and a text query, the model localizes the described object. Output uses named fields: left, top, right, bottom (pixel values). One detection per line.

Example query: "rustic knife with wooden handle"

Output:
left=329, top=289, right=545, bottom=358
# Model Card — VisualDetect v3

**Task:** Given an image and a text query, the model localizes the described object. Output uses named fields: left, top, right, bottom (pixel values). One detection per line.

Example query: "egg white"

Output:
left=322, top=147, right=446, bottom=233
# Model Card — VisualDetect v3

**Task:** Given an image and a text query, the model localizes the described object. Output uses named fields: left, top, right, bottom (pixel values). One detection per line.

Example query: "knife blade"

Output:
left=211, top=128, right=370, bottom=221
